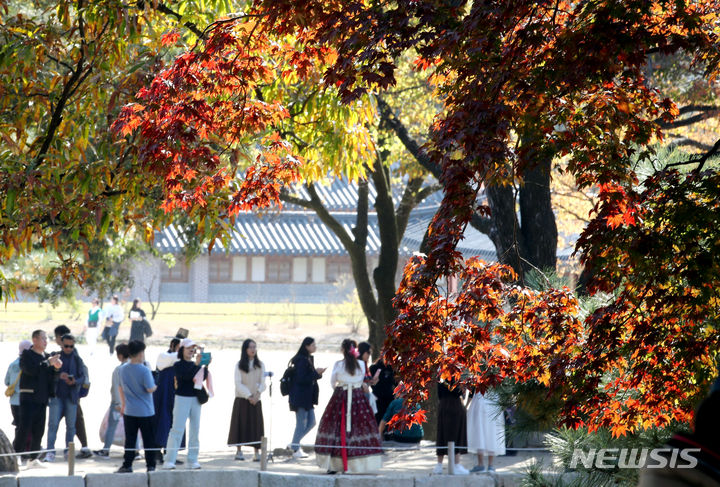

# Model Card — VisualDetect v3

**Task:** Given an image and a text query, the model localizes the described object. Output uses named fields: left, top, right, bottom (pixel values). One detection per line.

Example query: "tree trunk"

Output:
left=486, top=184, right=527, bottom=278
left=0, top=428, right=18, bottom=473
left=518, top=151, right=557, bottom=273
left=370, top=155, right=399, bottom=353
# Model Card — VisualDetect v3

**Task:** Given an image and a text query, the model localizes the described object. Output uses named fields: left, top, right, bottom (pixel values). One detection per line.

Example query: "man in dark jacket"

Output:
left=14, top=330, right=61, bottom=465
left=44, top=333, right=86, bottom=462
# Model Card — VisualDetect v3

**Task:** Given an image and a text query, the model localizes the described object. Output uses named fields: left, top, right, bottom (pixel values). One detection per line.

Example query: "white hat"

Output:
left=180, top=338, right=196, bottom=349
left=18, top=340, right=31, bottom=354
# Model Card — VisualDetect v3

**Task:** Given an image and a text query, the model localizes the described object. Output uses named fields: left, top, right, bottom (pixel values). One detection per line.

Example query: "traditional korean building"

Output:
left=129, top=180, right=512, bottom=303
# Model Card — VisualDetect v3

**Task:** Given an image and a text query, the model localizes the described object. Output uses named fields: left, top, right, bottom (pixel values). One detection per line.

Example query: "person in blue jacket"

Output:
left=288, top=337, right=325, bottom=459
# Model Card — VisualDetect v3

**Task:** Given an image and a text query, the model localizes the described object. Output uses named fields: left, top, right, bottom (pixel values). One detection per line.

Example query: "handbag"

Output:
left=4, top=371, right=21, bottom=397
left=196, top=386, right=209, bottom=405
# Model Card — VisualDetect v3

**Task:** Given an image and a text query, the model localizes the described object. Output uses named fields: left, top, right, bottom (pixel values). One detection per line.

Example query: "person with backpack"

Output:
left=287, top=337, right=325, bottom=459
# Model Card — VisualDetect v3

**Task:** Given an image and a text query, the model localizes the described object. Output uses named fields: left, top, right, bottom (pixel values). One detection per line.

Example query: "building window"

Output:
left=251, top=257, right=265, bottom=282
left=311, top=258, right=326, bottom=283
left=209, top=256, right=232, bottom=282
left=161, top=257, right=189, bottom=282
left=232, top=256, right=247, bottom=282
left=326, top=259, right=351, bottom=283
left=292, top=257, right=308, bottom=283
left=266, top=258, right=292, bottom=283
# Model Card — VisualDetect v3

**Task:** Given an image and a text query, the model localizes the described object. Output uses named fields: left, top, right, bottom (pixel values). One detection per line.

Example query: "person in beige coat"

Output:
left=227, top=339, right=266, bottom=461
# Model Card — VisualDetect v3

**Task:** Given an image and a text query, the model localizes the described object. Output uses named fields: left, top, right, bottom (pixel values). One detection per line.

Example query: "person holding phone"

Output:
left=163, top=338, right=208, bottom=470
left=288, top=337, right=325, bottom=459
left=44, top=333, right=86, bottom=462
left=227, top=339, right=266, bottom=461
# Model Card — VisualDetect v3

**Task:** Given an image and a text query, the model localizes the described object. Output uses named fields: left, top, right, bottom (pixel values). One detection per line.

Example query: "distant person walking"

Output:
left=315, top=339, right=382, bottom=474
left=4, top=340, right=31, bottom=453
left=94, top=343, right=130, bottom=457
left=288, top=337, right=325, bottom=459
left=357, top=342, right=379, bottom=414
left=102, top=296, right=124, bottom=354
left=85, top=298, right=103, bottom=354
left=128, top=298, right=152, bottom=343
left=117, top=340, right=158, bottom=473
left=163, top=338, right=211, bottom=470
left=14, top=330, right=62, bottom=466
left=228, top=339, right=266, bottom=461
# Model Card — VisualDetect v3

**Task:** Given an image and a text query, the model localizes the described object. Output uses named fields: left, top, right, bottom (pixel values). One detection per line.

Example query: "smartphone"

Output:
left=199, top=352, right=211, bottom=366
left=67, top=374, right=74, bottom=380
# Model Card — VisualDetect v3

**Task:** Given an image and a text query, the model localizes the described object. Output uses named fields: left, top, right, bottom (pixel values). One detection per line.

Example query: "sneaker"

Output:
left=162, top=462, right=176, bottom=470
left=234, top=452, right=245, bottom=461
left=432, top=463, right=443, bottom=474
left=117, top=466, right=133, bottom=473
left=135, top=453, right=143, bottom=460
left=77, top=448, right=93, bottom=459
left=470, top=465, right=486, bottom=473
left=454, top=464, right=470, bottom=475
left=93, top=449, right=109, bottom=457
left=292, top=449, right=308, bottom=459
left=27, top=459, right=47, bottom=469
left=188, top=463, right=201, bottom=470
left=147, top=466, right=156, bottom=472
left=487, top=466, right=496, bottom=473
left=42, top=452, right=55, bottom=463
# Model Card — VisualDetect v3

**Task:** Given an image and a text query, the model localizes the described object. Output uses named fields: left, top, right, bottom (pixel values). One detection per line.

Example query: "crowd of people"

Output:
left=3, top=303, right=507, bottom=476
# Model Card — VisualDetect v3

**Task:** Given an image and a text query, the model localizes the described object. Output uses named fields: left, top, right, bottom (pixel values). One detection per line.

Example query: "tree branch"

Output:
left=671, top=138, right=713, bottom=152
left=656, top=105, right=720, bottom=129
left=376, top=95, right=441, bottom=180
left=154, top=2, right=206, bottom=39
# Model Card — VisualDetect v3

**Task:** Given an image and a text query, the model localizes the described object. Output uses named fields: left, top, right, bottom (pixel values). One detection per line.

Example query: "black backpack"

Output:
left=280, top=361, right=295, bottom=396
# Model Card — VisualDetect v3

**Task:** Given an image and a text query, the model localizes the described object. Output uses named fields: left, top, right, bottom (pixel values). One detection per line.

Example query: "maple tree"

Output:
left=108, top=0, right=720, bottom=435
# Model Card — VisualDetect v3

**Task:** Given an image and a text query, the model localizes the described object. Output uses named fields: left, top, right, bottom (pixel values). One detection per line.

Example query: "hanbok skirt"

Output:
left=227, top=398, right=264, bottom=446
left=467, top=393, right=506, bottom=456
left=315, top=387, right=383, bottom=473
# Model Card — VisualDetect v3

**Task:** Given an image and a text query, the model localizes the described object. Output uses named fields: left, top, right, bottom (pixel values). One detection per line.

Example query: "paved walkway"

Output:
left=9, top=446, right=553, bottom=478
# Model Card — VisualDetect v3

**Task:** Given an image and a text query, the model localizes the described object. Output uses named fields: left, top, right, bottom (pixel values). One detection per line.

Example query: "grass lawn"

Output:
left=0, top=300, right=367, bottom=348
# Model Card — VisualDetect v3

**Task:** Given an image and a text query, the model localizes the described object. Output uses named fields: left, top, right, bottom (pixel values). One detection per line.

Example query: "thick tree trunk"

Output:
left=370, top=156, right=399, bottom=353
left=0, top=428, right=18, bottom=473
left=519, top=152, right=557, bottom=273
left=486, top=184, right=527, bottom=278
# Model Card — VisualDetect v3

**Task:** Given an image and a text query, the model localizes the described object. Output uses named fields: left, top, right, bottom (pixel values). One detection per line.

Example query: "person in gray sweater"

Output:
left=93, top=343, right=130, bottom=457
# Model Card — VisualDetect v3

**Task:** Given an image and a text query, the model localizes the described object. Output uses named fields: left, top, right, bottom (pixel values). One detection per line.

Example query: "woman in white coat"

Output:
left=467, top=389, right=506, bottom=472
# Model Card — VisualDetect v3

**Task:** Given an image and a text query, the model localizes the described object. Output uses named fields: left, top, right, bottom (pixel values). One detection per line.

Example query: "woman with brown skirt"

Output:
left=227, top=339, right=266, bottom=461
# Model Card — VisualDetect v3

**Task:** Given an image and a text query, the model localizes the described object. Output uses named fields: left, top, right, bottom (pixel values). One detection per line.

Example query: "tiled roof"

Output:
left=155, top=179, right=497, bottom=258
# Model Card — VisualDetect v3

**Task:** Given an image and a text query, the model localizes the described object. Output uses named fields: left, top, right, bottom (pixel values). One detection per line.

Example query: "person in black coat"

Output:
left=288, top=337, right=325, bottom=459
left=369, top=358, right=395, bottom=424
left=14, top=330, right=62, bottom=463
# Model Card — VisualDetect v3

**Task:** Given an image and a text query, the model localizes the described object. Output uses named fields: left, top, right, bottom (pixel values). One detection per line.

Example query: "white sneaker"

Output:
left=188, top=463, right=201, bottom=470
left=454, top=464, right=470, bottom=475
left=161, top=462, right=176, bottom=470
left=27, top=459, right=47, bottom=469
left=432, top=463, right=443, bottom=474
left=292, top=449, right=308, bottom=459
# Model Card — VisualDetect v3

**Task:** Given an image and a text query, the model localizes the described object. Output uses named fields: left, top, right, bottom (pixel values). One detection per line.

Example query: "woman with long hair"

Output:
left=228, top=339, right=266, bottom=461
left=162, top=338, right=210, bottom=470
left=288, top=337, right=325, bottom=459
left=315, top=339, right=382, bottom=473
left=128, top=298, right=150, bottom=343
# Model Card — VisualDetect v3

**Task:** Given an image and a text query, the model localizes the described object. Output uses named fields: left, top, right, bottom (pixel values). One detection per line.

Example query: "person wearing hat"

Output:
left=163, top=338, right=211, bottom=470
left=5, top=339, right=32, bottom=459
left=153, top=335, right=184, bottom=463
